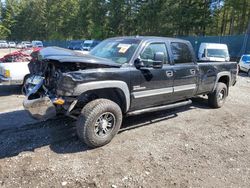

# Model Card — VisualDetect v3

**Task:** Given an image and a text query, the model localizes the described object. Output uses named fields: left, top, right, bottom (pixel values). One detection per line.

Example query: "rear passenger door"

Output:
left=170, top=42, right=199, bottom=100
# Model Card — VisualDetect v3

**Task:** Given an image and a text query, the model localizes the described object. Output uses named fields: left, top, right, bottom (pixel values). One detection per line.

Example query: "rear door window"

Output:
left=171, top=42, right=193, bottom=64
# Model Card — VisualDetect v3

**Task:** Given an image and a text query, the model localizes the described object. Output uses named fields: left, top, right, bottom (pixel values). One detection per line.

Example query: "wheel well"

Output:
left=218, top=76, right=229, bottom=88
left=76, top=88, right=127, bottom=113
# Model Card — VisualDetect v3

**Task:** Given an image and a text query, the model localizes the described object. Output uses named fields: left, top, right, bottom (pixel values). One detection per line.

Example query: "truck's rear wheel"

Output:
left=208, top=82, right=227, bottom=108
left=76, top=99, right=122, bottom=148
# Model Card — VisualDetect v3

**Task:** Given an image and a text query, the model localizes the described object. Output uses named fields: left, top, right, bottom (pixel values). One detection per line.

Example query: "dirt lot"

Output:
left=0, top=48, right=250, bottom=187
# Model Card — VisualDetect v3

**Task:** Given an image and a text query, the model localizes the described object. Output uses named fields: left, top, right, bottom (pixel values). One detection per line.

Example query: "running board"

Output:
left=126, top=100, right=192, bottom=116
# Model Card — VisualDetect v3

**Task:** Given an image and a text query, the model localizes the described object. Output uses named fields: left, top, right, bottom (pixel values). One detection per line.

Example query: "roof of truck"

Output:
left=107, top=36, right=190, bottom=43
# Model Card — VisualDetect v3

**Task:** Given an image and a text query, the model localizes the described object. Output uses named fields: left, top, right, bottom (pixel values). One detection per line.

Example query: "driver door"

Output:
left=130, top=42, right=174, bottom=110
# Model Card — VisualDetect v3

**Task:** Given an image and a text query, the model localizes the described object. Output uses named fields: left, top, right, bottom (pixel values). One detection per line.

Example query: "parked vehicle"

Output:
left=8, top=41, right=16, bottom=48
left=0, top=48, right=41, bottom=86
left=16, top=43, right=23, bottom=49
left=68, top=40, right=85, bottom=50
left=32, top=40, right=43, bottom=47
left=198, top=43, right=230, bottom=62
left=0, top=40, right=9, bottom=48
left=0, top=49, right=31, bottom=63
left=21, top=41, right=32, bottom=48
left=82, top=40, right=100, bottom=51
left=23, top=36, right=237, bottom=148
left=238, top=54, right=250, bottom=76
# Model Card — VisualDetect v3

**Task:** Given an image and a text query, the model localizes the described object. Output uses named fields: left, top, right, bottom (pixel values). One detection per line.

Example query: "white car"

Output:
left=32, top=40, right=43, bottom=47
left=198, top=43, right=230, bottom=62
left=238, top=54, right=250, bottom=76
left=0, top=40, right=9, bottom=48
left=8, top=41, right=16, bottom=48
left=0, top=61, right=30, bottom=85
left=21, top=41, right=32, bottom=48
left=16, top=43, right=23, bottom=49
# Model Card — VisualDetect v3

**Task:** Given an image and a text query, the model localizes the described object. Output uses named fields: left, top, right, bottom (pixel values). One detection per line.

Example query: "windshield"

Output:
left=90, top=38, right=141, bottom=64
left=83, top=42, right=92, bottom=47
left=35, top=42, right=43, bottom=45
left=242, top=55, right=250, bottom=62
left=207, top=49, right=229, bottom=58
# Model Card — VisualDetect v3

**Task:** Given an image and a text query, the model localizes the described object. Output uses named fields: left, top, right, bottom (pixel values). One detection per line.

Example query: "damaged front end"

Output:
left=23, top=76, right=63, bottom=120
left=23, top=47, right=122, bottom=121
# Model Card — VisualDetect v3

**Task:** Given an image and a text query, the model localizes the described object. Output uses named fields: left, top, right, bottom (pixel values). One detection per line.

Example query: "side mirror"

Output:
left=153, top=52, right=164, bottom=69
left=134, top=58, right=144, bottom=69
left=202, top=53, right=205, bottom=58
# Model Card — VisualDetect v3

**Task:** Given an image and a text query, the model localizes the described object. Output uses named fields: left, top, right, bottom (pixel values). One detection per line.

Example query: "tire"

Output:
left=76, top=99, right=123, bottom=148
left=208, top=82, right=228, bottom=108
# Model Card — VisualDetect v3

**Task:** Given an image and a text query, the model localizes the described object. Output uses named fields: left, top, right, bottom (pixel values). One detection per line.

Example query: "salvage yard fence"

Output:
left=43, top=40, right=71, bottom=49
left=43, top=34, right=250, bottom=60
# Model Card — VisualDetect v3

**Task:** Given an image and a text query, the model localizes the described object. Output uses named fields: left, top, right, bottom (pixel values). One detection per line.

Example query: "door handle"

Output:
left=166, top=71, right=173, bottom=77
left=190, top=69, right=196, bottom=75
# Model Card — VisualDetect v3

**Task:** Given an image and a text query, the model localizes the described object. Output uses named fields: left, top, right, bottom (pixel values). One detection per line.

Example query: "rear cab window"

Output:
left=170, top=42, right=194, bottom=64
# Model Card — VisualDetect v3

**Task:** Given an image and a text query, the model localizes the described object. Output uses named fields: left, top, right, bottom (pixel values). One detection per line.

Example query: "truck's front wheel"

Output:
left=208, top=82, right=227, bottom=108
left=76, top=99, right=123, bottom=148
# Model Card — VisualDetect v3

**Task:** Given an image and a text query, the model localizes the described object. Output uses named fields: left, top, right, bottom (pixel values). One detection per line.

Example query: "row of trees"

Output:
left=0, top=0, right=249, bottom=41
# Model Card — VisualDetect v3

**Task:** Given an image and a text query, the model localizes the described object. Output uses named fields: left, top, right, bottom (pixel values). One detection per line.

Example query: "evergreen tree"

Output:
left=0, top=0, right=249, bottom=40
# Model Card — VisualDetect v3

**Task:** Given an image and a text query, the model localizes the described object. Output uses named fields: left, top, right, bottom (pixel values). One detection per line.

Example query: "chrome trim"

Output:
left=133, top=83, right=197, bottom=99
left=23, top=96, right=56, bottom=120
left=166, top=71, right=173, bottom=77
left=133, top=87, right=173, bottom=99
left=174, top=84, right=196, bottom=92
left=67, top=99, right=78, bottom=114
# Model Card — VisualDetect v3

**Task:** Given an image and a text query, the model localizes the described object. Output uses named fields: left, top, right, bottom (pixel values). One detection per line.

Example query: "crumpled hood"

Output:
left=39, top=47, right=121, bottom=68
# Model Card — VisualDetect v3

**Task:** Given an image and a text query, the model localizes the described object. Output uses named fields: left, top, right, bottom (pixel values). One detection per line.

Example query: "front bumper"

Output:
left=23, top=96, right=56, bottom=120
left=23, top=76, right=57, bottom=120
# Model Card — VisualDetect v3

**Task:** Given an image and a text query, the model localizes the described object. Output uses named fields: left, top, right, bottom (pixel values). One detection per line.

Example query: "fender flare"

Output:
left=212, top=71, right=231, bottom=92
left=73, top=80, right=130, bottom=112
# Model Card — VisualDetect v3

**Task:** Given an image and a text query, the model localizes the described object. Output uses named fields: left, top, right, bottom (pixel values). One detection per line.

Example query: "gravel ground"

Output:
left=0, top=48, right=250, bottom=187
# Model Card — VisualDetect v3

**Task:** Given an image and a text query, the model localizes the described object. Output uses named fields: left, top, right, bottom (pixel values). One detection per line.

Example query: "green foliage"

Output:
left=0, top=0, right=249, bottom=40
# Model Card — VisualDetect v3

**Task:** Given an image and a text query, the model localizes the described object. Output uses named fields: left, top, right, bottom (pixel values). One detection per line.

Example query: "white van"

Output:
left=198, top=43, right=230, bottom=62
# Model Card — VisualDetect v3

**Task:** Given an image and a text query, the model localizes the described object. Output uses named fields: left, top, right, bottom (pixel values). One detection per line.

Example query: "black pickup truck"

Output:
left=23, top=36, right=237, bottom=148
